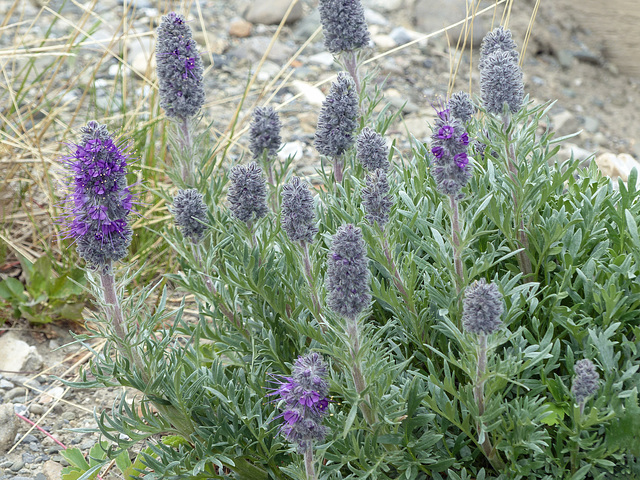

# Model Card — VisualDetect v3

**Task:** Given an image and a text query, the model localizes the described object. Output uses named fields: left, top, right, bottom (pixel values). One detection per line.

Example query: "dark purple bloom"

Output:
left=249, top=106, right=282, bottom=160
left=462, top=279, right=504, bottom=336
left=156, top=12, right=205, bottom=119
left=572, top=359, right=600, bottom=405
left=356, top=127, right=390, bottom=172
left=271, top=352, right=330, bottom=452
left=429, top=107, right=472, bottom=198
left=314, top=72, right=359, bottom=159
left=281, top=176, right=318, bottom=244
left=60, top=121, right=133, bottom=270
left=318, top=0, right=370, bottom=54
left=227, top=162, right=269, bottom=224
left=326, top=224, right=371, bottom=320
left=362, top=169, right=392, bottom=228
left=172, top=188, right=208, bottom=242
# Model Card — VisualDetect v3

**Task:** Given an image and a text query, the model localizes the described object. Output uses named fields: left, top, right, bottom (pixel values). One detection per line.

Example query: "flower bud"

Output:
left=281, top=176, right=318, bottom=244
left=572, top=359, right=599, bottom=404
left=228, top=162, right=268, bottom=223
left=172, top=188, right=208, bottom=242
left=249, top=106, right=282, bottom=160
left=356, top=127, right=390, bottom=172
left=318, top=0, right=370, bottom=54
left=462, top=279, right=504, bottom=335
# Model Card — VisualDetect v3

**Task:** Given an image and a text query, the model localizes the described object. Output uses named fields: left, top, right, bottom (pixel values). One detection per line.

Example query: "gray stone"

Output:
left=294, top=9, right=321, bottom=41
left=413, top=0, right=491, bottom=46
left=308, top=52, right=335, bottom=67
left=228, top=37, right=295, bottom=64
left=78, top=439, right=96, bottom=451
left=42, top=460, right=63, bottom=480
left=5, top=387, right=27, bottom=401
left=35, top=474, right=47, bottom=480
left=0, top=334, right=43, bottom=375
left=21, top=434, right=38, bottom=444
left=363, top=0, right=404, bottom=13
left=244, top=0, right=303, bottom=25
left=11, top=460, right=25, bottom=472
left=557, top=49, right=575, bottom=69
left=29, top=404, right=45, bottom=415
left=583, top=116, right=600, bottom=133
left=364, top=8, right=389, bottom=26
left=0, top=379, right=15, bottom=389
left=390, top=27, right=413, bottom=46
left=61, top=411, right=76, bottom=421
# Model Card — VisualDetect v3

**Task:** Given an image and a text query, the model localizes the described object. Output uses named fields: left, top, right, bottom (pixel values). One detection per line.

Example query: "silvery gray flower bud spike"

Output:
left=172, top=188, right=208, bottom=243
left=479, top=26, right=519, bottom=69
left=318, top=0, right=370, bottom=55
left=250, top=106, right=282, bottom=160
left=60, top=121, right=133, bottom=271
left=326, top=224, right=371, bottom=320
left=448, top=91, right=476, bottom=124
left=356, top=127, right=390, bottom=172
left=156, top=12, right=205, bottom=120
left=314, top=72, right=359, bottom=159
left=281, top=176, right=318, bottom=244
left=362, top=170, right=392, bottom=228
left=228, top=162, right=269, bottom=223
left=480, top=50, right=525, bottom=115
left=572, top=359, right=600, bottom=405
left=462, top=279, right=504, bottom=335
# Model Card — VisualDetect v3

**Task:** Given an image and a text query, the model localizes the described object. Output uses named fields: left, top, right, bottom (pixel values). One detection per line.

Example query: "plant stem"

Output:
left=473, top=334, right=505, bottom=471
left=381, top=235, right=416, bottom=314
left=343, top=50, right=361, bottom=97
left=449, top=195, right=464, bottom=297
left=334, top=154, right=344, bottom=184
left=501, top=114, right=533, bottom=279
left=301, top=241, right=327, bottom=333
left=179, top=117, right=194, bottom=185
left=304, top=447, right=317, bottom=480
left=345, top=317, right=376, bottom=427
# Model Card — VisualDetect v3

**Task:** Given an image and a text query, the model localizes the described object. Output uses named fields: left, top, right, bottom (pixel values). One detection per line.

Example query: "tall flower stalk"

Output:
left=326, top=224, right=376, bottom=426
left=156, top=12, right=206, bottom=185
left=462, top=279, right=506, bottom=470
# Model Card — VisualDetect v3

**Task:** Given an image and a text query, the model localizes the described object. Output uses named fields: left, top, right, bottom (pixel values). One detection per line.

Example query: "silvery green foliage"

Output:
left=326, top=224, right=371, bottom=320
left=156, top=12, right=205, bottom=120
left=314, top=72, right=359, bottom=158
left=318, top=0, right=370, bottom=54
left=479, top=26, right=519, bottom=69
left=171, top=189, right=208, bottom=243
left=462, top=279, right=504, bottom=335
left=356, top=127, right=390, bottom=172
left=479, top=27, right=524, bottom=115
left=227, top=162, right=269, bottom=223
left=430, top=107, right=472, bottom=198
left=249, top=106, right=282, bottom=160
left=272, top=352, right=329, bottom=453
left=572, top=359, right=600, bottom=404
left=448, top=91, right=476, bottom=124
left=281, top=176, right=318, bottom=244
left=362, top=169, right=392, bottom=228
left=60, top=121, right=133, bottom=270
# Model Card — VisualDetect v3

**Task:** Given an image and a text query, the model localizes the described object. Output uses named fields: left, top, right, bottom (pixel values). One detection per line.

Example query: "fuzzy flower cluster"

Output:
left=326, top=224, right=371, bottom=320
left=462, top=279, right=504, bottom=336
left=272, top=352, right=330, bottom=453
left=61, top=121, right=133, bottom=271
left=228, top=162, right=268, bottom=224
left=314, top=72, right=359, bottom=159
left=572, top=359, right=600, bottom=405
left=356, top=128, right=390, bottom=171
left=430, top=107, right=472, bottom=198
left=318, top=0, right=370, bottom=54
left=479, top=27, right=524, bottom=115
left=156, top=12, right=205, bottom=120
left=249, top=106, right=282, bottom=160
left=362, top=170, right=392, bottom=228
left=448, top=91, right=475, bottom=124
left=172, top=189, right=208, bottom=243
left=281, top=176, right=318, bottom=244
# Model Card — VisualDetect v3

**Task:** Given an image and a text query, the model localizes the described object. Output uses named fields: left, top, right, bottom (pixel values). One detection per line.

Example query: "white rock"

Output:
left=308, top=52, right=335, bottom=67
left=0, top=403, right=18, bottom=453
left=244, top=0, right=304, bottom=25
left=256, top=60, right=281, bottom=81
left=364, top=8, right=389, bottom=26
left=0, top=334, right=43, bottom=375
left=373, top=34, right=397, bottom=51
left=596, top=152, right=640, bottom=183
left=363, top=0, right=404, bottom=13
left=39, top=386, right=65, bottom=404
left=278, top=141, right=306, bottom=161
left=291, top=80, right=326, bottom=107
left=42, top=460, right=64, bottom=480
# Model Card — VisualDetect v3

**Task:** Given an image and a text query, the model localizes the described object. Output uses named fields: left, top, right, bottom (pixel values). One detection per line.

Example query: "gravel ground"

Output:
left=1, top=0, right=639, bottom=478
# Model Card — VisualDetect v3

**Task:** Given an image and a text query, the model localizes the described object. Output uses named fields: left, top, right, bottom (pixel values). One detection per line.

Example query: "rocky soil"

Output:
left=1, top=0, right=639, bottom=478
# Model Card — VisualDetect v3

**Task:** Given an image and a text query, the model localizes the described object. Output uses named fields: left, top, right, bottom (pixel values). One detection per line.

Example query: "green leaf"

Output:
left=342, top=402, right=359, bottom=439
left=161, top=435, right=190, bottom=448
left=61, top=448, right=90, bottom=470
left=540, top=403, right=564, bottom=426
left=0, top=278, right=27, bottom=302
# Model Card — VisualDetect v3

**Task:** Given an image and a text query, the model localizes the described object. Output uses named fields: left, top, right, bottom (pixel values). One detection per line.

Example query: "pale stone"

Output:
left=278, top=141, right=306, bottom=161
left=363, top=0, right=404, bottom=13
left=244, top=0, right=304, bottom=25
left=291, top=80, right=326, bottom=107
left=42, top=460, right=64, bottom=480
left=229, top=18, right=252, bottom=38
left=0, top=403, right=18, bottom=452
left=596, top=153, right=640, bottom=183
left=373, top=34, right=397, bottom=51
left=39, top=386, right=65, bottom=404
left=308, top=52, right=335, bottom=67
left=0, top=333, right=43, bottom=375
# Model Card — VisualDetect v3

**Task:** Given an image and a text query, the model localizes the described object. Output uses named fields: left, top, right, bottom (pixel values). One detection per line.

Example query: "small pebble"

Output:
left=0, top=379, right=15, bottom=389
left=35, top=474, right=47, bottom=480
left=21, top=434, right=38, bottom=444
left=29, top=404, right=45, bottom=415
left=14, top=404, right=29, bottom=417
left=61, top=411, right=76, bottom=421
left=5, top=387, right=27, bottom=401
left=11, top=460, right=25, bottom=472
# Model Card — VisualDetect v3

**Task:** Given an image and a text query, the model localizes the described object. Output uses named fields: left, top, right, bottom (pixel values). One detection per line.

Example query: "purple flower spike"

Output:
left=271, top=352, right=330, bottom=453
left=59, top=121, right=134, bottom=270
left=572, top=359, right=600, bottom=405
left=156, top=12, right=205, bottom=119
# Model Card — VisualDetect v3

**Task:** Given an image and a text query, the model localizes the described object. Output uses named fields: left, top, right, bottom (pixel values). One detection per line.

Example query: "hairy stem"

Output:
left=345, top=317, right=376, bottom=427
left=179, top=117, right=194, bottom=185
left=302, top=241, right=327, bottom=332
left=304, top=447, right=317, bottom=480
left=334, top=154, right=344, bottom=184
left=381, top=235, right=416, bottom=314
left=343, top=50, right=361, bottom=97
left=449, top=195, right=464, bottom=297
